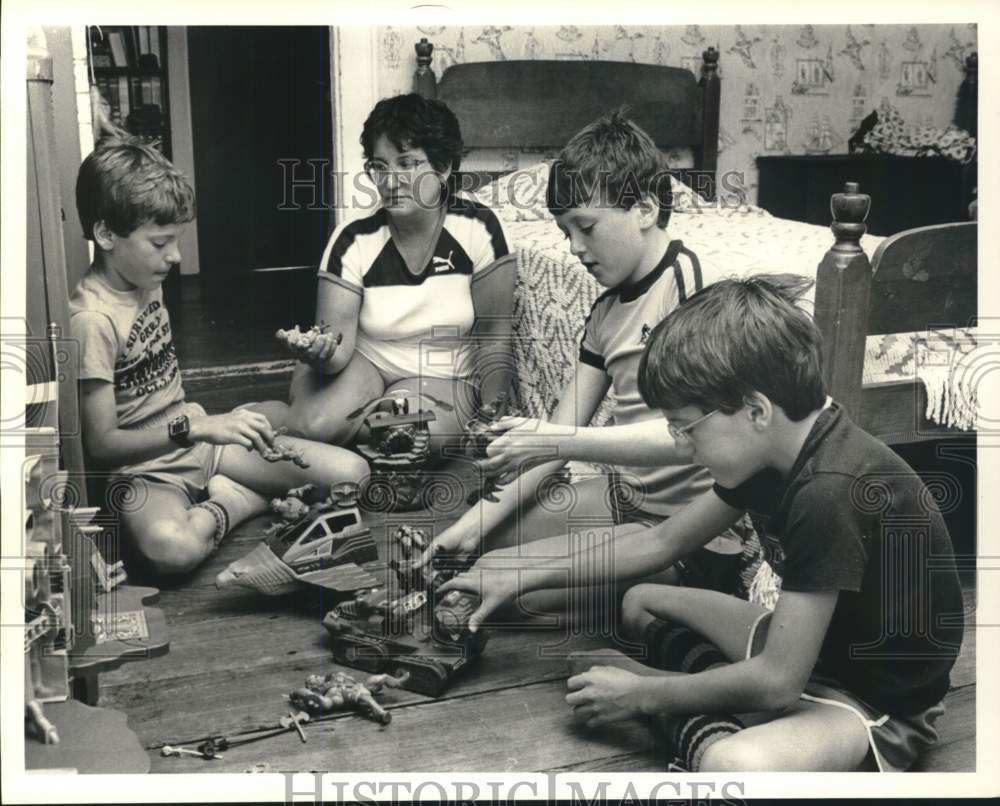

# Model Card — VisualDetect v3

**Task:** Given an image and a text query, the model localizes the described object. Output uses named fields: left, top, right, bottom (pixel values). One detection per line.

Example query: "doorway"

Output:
left=174, top=26, right=332, bottom=365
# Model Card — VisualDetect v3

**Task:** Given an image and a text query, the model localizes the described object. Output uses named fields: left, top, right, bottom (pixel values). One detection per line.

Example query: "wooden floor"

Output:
left=96, top=493, right=976, bottom=774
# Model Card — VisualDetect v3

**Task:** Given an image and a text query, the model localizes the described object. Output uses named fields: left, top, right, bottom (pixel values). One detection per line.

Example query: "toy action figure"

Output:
left=288, top=670, right=407, bottom=725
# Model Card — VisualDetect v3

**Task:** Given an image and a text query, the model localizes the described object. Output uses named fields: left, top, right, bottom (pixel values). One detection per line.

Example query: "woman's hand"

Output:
left=477, top=417, right=573, bottom=478
left=189, top=409, right=276, bottom=454
left=277, top=326, right=343, bottom=373
left=565, top=667, right=662, bottom=728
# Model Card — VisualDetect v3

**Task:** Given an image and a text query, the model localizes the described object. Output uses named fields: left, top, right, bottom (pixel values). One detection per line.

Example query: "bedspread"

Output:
left=504, top=208, right=973, bottom=433
left=504, top=205, right=884, bottom=422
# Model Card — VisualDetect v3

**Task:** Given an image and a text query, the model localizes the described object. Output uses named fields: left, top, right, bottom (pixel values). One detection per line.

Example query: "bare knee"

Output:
left=293, top=407, right=355, bottom=445
left=134, top=519, right=207, bottom=575
left=621, top=583, right=669, bottom=640
left=699, top=734, right=770, bottom=772
left=340, top=453, right=371, bottom=487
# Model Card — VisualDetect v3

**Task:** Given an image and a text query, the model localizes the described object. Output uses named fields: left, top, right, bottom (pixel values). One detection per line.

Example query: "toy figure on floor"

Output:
left=322, top=524, right=486, bottom=696
left=215, top=482, right=379, bottom=596
left=288, top=670, right=408, bottom=725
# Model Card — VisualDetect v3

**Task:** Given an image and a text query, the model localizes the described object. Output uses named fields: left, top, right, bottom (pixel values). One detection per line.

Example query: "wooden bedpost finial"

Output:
left=965, top=51, right=978, bottom=80
left=701, top=47, right=719, bottom=77
left=815, top=182, right=873, bottom=420
left=829, top=182, right=870, bottom=254
left=414, top=38, right=437, bottom=99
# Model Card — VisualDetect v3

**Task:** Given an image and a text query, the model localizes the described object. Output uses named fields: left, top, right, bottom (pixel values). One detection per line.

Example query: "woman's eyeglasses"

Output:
left=364, top=157, right=428, bottom=183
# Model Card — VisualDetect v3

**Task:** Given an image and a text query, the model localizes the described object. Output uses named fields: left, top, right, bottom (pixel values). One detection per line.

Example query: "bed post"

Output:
left=414, top=38, right=436, bottom=99
left=813, top=182, right=872, bottom=421
left=955, top=51, right=977, bottom=136
left=698, top=47, right=720, bottom=201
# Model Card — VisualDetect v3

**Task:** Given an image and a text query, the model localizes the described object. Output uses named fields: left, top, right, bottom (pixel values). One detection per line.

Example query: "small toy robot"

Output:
left=215, top=483, right=379, bottom=596
left=276, top=324, right=342, bottom=352
left=351, top=391, right=451, bottom=512
left=462, top=391, right=519, bottom=505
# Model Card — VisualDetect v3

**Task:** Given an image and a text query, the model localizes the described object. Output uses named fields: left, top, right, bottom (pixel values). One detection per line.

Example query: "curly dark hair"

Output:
left=361, top=93, right=463, bottom=174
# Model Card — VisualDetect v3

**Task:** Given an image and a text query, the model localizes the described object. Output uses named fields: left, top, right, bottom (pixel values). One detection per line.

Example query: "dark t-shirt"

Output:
left=714, top=401, right=963, bottom=716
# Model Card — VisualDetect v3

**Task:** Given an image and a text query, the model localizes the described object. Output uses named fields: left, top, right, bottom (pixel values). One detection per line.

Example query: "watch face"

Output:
left=169, top=415, right=189, bottom=439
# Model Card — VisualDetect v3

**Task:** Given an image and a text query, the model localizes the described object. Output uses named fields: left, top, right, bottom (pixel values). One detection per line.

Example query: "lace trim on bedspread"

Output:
left=864, top=329, right=979, bottom=431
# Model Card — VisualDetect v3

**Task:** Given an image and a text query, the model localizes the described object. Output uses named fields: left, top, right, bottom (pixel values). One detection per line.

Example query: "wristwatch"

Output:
left=168, top=414, right=193, bottom=447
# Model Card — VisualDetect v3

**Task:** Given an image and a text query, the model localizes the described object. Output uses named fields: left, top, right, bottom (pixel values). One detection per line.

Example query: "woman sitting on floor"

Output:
left=255, top=94, right=516, bottom=453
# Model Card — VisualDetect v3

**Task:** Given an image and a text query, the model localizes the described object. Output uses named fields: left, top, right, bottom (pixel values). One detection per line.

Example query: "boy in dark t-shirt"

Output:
left=439, top=274, right=963, bottom=772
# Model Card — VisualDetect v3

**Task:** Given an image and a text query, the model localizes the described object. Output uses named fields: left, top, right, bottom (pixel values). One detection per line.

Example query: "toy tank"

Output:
left=322, top=524, right=486, bottom=696
left=322, top=586, right=487, bottom=697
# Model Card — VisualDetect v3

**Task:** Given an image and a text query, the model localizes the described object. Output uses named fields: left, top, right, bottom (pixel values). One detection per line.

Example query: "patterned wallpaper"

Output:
left=375, top=24, right=977, bottom=204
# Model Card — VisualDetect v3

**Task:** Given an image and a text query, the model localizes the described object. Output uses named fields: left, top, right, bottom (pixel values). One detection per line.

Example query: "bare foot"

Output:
left=567, top=649, right=680, bottom=678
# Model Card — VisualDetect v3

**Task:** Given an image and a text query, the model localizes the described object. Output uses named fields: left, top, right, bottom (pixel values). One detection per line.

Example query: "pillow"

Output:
left=471, top=162, right=552, bottom=224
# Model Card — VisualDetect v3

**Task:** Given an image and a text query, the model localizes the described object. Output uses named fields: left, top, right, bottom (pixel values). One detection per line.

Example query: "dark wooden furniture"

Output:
left=814, top=183, right=977, bottom=444
left=757, top=51, right=977, bottom=237
left=756, top=154, right=975, bottom=236
left=414, top=38, right=722, bottom=200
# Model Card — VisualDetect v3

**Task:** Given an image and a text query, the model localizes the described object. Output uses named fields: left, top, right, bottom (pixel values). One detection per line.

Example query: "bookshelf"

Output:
left=89, top=26, right=171, bottom=158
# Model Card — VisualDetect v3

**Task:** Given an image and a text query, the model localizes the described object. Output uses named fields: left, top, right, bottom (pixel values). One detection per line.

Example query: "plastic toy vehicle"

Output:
left=322, top=585, right=487, bottom=697
left=322, top=525, right=486, bottom=696
left=350, top=392, right=450, bottom=511
left=215, top=484, right=379, bottom=596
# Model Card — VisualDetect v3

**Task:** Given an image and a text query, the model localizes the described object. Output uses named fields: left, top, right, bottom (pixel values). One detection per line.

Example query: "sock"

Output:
left=641, top=617, right=744, bottom=771
left=191, top=500, right=230, bottom=549
left=670, top=713, right=745, bottom=771
left=206, top=475, right=269, bottom=527
left=642, top=617, right=729, bottom=672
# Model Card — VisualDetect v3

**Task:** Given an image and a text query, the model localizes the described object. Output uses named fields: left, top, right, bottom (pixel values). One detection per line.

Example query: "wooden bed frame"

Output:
left=414, top=39, right=978, bottom=446
left=413, top=37, right=721, bottom=199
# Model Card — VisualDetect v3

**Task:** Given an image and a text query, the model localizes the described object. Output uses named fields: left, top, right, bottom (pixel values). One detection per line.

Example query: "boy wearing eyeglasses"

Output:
left=418, top=110, right=745, bottom=600
left=440, top=274, right=963, bottom=772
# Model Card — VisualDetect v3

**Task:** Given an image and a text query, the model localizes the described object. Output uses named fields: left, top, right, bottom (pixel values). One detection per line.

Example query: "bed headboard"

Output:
left=413, top=38, right=721, bottom=200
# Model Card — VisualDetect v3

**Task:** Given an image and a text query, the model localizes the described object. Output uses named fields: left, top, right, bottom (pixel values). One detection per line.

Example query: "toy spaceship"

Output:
left=215, top=483, right=379, bottom=596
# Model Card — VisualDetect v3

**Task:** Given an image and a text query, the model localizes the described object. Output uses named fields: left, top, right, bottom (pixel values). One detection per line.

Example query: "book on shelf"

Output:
left=107, top=30, right=128, bottom=67
left=149, top=28, right=161, bottom=63
left=118, top=76, right=131, bottom=120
